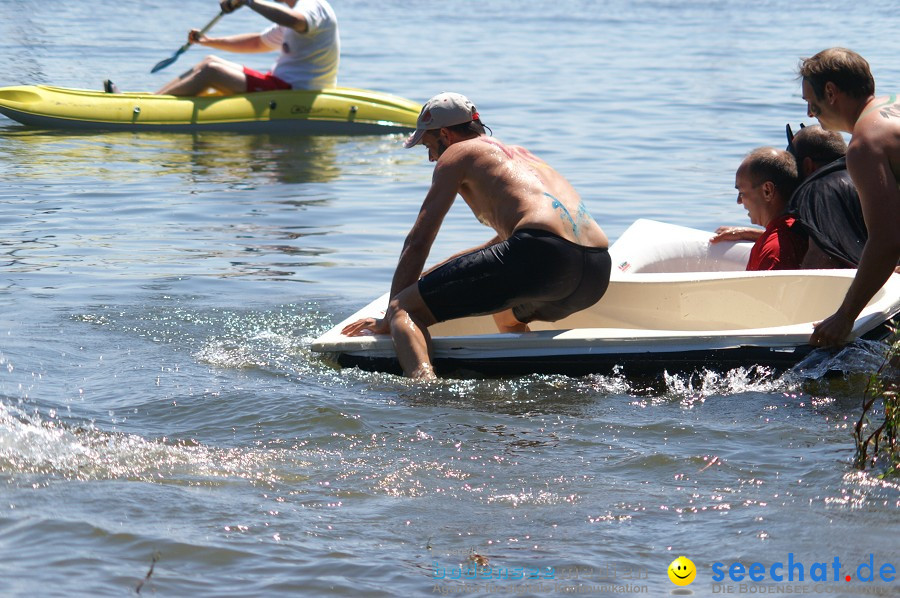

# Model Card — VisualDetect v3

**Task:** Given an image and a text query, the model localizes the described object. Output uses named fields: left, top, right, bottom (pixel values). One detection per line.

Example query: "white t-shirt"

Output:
left=259, top=0, right=340, bottom=90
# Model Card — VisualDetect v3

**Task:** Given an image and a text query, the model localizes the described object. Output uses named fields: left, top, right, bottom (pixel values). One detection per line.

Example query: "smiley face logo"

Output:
left=668, top=556, right=696, bottom=586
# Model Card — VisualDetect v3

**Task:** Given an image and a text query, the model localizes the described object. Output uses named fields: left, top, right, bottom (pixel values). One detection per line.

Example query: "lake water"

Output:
left=1, top=0, right=899, bottom=596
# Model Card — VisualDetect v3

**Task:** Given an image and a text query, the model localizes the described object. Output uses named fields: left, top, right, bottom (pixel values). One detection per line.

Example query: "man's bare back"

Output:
left=436, top=136, right=608, bottom=248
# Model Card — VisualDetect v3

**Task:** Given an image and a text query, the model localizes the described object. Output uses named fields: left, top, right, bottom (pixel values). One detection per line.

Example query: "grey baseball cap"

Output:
left=404, top=92, right=479, bottom=148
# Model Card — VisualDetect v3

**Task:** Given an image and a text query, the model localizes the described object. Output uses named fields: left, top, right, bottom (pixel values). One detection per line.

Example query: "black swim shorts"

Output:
left=418, top=228, right=611, bottom=324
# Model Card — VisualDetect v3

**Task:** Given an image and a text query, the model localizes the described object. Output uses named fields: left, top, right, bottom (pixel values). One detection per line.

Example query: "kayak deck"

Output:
left=0, top=85, right=420, bottom=134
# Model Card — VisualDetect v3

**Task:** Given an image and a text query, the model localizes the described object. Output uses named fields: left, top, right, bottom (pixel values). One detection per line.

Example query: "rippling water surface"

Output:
left=2, top=1, right=900, bottom=596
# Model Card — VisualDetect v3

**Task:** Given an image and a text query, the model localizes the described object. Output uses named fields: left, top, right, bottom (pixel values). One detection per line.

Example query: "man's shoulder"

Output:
left=432, top=141, right=482, bottom=174
left=468, top=136, right=507, bottom=152
left=846, top=125, right=900, bottom=183
left=855, top=99, right=900, bottom=143
left=299, top=0, right=336, bottom=9
left=444, top=137, right=506, bottom=160
left=768, top=213, right=796, bottom=232
left=868, top=94, right=900, bottom=122
left=846, top=129, right=884, bottom=162
left=294, top=0, right=338, bottom=23
left=474, top=137, right=547, bottom=165
left=802, top=157, right=849, bottom=186
left=790, top=162, right=855, bottom=214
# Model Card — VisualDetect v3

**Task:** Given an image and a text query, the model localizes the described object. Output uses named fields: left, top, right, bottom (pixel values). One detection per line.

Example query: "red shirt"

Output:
left=746, top=215, right=808, bottom=271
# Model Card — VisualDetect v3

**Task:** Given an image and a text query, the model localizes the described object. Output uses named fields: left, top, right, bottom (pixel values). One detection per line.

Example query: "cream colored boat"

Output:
left=311, top=220, right=900, bottom=377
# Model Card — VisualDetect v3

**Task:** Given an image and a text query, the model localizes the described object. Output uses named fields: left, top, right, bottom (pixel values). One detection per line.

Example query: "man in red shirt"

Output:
left=712, top=147, right=806, bottom=270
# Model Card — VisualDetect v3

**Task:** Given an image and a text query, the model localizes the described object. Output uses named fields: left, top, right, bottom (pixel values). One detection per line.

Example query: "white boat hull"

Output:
left=312, top=220, right=900, bottom=377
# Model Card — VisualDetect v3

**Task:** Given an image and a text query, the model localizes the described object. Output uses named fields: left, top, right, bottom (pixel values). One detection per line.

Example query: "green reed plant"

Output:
left=854, top=324, right=900, bottom=475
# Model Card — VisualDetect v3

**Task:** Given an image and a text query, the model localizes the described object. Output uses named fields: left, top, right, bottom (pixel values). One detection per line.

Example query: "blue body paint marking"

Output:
left=575, top=201, right=592, bottom=224
left=547, top=192, right=578, bottom=235
left=546, top=192, right=592, bottom=236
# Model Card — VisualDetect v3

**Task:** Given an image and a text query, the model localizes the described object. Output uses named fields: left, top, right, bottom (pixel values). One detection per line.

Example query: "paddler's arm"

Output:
left=221, top=0, right=311, bottom=33
left=810, top=139, right=900, bottom=346
left=188, top=31, right=269, bottom=53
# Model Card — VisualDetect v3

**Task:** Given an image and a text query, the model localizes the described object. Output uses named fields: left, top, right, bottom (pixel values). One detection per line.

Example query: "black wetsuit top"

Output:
left=787, top=157, right=867, bottom=267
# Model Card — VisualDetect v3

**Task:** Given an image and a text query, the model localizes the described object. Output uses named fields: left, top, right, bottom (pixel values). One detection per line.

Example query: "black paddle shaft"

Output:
left=150, top=12, right=224, bottom=74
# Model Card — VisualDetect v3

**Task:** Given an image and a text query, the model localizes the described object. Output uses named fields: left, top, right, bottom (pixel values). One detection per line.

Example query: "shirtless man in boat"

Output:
left=341, top=92, right=611, bottom=379
left=798, top=48, right=900, bottom=347
left=145, top=0, right=338, bottom=96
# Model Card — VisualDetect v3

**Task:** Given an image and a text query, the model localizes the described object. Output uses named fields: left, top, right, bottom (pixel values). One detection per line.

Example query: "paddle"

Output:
left=150, top=12, right=224, bottom=73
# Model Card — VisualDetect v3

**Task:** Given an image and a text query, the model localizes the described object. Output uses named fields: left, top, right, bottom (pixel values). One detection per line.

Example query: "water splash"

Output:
left=0, top=401, right=309, bottom=485
left=661, top=365, right=793, bottom=403
left=792, top=339, right=892, bottom=379
left=74, top=301, right=339, bottom=380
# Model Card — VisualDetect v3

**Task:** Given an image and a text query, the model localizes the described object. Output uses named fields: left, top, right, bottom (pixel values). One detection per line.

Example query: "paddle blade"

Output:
left=150, top=13, right=222, bottom=74
left=150, top=54, right=179, bottom=74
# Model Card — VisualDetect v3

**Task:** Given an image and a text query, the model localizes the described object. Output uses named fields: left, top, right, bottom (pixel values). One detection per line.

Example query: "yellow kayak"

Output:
left=0, top=84, right=420, bottom=134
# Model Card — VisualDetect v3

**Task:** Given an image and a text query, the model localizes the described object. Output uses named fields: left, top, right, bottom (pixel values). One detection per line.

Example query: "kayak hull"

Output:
left=0, top=85, right=420, bottom=134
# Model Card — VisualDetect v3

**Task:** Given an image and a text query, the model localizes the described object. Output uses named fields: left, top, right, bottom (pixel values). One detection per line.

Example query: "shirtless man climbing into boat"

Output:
left=798, top=48, right=900, bottom=347
left=341, top=92, right=611, bottom=380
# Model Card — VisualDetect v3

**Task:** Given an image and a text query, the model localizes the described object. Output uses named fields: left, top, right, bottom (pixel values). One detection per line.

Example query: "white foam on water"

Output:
left=0, top=400, right=309, bottom=485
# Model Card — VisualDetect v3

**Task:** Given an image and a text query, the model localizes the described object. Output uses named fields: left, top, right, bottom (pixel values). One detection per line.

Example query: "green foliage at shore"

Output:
left=854, top=325, right=900, bottom=476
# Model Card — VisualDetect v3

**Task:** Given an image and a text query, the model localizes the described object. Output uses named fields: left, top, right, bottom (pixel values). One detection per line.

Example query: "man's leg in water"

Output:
left=390, top=285, right=438, bottom=379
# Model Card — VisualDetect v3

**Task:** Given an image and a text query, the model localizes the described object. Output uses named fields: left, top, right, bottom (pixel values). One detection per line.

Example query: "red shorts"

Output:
left=243, top=67, right=292, bottom=92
